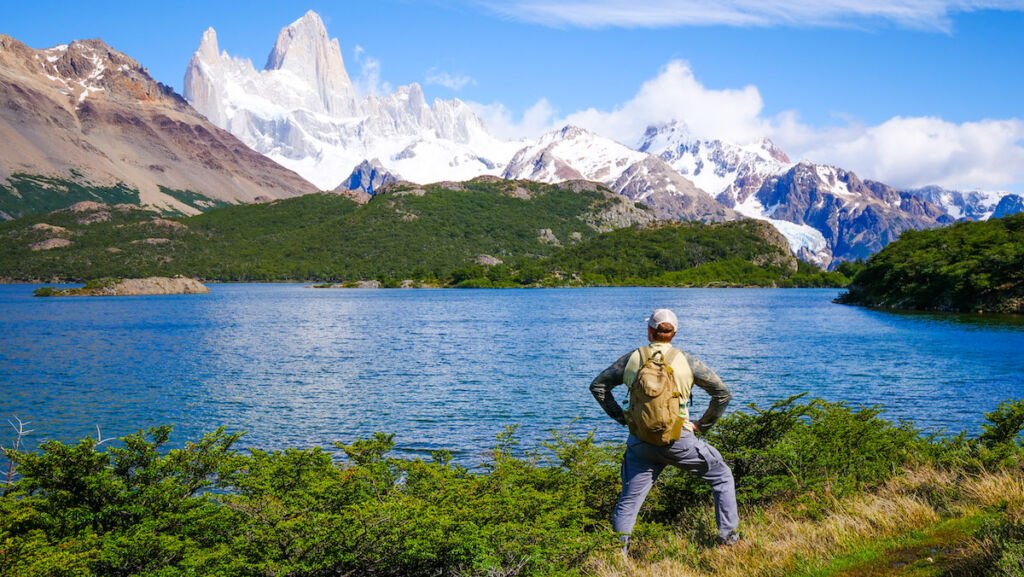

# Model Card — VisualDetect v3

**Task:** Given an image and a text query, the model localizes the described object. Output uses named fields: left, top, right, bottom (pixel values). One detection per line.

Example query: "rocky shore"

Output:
left=33, top=277, right=209, bottom=297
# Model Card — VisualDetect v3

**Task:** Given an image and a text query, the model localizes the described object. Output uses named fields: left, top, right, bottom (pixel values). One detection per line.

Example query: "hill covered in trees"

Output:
left=0, top=178, right=847, bottom=288
left=838, top=214, right=1024, bottom=313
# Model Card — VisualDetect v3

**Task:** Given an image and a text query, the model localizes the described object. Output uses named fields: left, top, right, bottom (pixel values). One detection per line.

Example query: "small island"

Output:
left=33, top=277, right=209, bottom=297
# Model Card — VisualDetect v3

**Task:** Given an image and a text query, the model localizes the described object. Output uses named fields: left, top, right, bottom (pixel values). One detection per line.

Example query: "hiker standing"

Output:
left=590, top=308, right=740, bottom=551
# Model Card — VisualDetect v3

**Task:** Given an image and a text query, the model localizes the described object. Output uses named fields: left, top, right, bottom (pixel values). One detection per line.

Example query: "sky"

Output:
left=4, top=0, right=1024, bottom=192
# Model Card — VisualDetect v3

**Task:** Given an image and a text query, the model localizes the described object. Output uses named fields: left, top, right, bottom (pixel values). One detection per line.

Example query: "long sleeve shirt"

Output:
left=590, top=344, right=732, bottom=431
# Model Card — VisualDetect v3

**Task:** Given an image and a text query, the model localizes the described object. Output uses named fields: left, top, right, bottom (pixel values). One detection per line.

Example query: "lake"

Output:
left=1, top=285, right=1022, bottom=461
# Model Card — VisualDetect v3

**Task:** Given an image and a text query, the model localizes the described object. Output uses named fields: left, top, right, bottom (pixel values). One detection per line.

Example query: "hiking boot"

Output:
left=717, top=533, right=741, bottom=547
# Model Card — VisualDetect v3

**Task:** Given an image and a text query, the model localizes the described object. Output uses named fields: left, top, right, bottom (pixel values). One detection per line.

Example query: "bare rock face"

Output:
left=747, top=221, right=799, bottom=272
left=30, top=238, right=72, bottom=251
left=109, top=277, right=209, bottom=295
left=29, top=223, right=69, bottom=235
left=612, top=156, right=738, bottom=223
left=475, top=254, right=503, bottom=266
left=338, top=159, right=400, bottom=197
left=755, top=163, right=951, bottom=264
left=78, top=211, right=111, bottom=225
left=264, top=11, right=357, bottom=116
left=62, top=201, right=108, bottom=213
left=0, top=34, right=316, bottom=216
left=537, top=228, right=560, bottom=245
left=147, top=218, right=188, bottom=232
left=582, top=190, right=659, bottom=232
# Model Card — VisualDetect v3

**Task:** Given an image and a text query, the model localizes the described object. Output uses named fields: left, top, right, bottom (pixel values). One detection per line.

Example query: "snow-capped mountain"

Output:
left=338, top=159, right=400, bottom=198
left=184, top=11, right=519, bottom=189
left=180, top=10, right=1010, bottom=268
left=753, top=163, right=951, bottom=264
left=0, top=34, right=314, bottom=217
left=504, top=126, right=736, bottom=222
left=992, top=194, right=1024, bottom=219
left=638, top=121, right=791, bottom=205
left=903, top=186, right=1013, bottom=221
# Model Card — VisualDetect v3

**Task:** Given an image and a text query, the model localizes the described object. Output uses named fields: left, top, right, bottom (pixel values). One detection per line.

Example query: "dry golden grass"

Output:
left=589, top=467, right=1023, bottom=577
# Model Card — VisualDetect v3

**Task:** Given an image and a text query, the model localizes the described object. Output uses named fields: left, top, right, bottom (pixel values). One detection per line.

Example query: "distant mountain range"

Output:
left=0, top=11, right=1019, bottom=269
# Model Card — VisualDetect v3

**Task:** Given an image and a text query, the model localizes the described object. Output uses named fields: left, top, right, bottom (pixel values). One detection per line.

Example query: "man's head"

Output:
left=646, top=308, right=678, bottom=342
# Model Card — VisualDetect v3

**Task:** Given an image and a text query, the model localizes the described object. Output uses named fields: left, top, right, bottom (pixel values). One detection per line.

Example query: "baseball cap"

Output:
left=647, top=308, right=678, bottom=331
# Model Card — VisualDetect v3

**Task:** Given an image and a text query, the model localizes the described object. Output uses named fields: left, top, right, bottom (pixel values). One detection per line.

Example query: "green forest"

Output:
left=838, top=214, right=1024, bottom=313
left=0, top=178, right=849, bottom=288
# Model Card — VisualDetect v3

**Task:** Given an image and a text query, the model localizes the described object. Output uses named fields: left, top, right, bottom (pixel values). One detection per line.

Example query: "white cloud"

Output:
left=560, top=60, right=769, bottom=145
left=425, top=68, right=476, bottom=91
left=468, top=98, right=557, bottom=140
left=351, top=44, right=390, bottom=97
left=484, top=0, right=1024, bottom=32
left=777, top=115, right=1024, bottom=190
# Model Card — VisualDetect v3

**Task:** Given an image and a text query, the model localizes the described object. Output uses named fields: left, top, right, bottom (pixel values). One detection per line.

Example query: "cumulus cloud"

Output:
left=425, top=68, right=477, bottom=91
left=561, top=60, right=769, bottom=145
left=776, top=115, right=1024, bottom=190
left=468, top=98, right=558, bottom=140
left=351, top=44, right=390, bottom=97
left=483, top=0, right=1024, bottom=32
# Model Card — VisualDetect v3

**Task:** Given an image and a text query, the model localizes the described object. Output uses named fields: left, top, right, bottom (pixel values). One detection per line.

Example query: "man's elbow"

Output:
left=717, top=388, right=733, bottom=406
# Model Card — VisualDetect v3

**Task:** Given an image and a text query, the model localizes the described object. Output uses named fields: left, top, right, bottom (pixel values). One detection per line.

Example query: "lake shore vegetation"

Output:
left=838, top=214, right=1024, bottom=314
left=3, top=395, right=1022, bottom=576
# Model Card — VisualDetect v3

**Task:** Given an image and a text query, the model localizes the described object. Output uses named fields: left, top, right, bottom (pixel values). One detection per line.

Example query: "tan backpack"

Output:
left=625, top=347, right=684, bottom=446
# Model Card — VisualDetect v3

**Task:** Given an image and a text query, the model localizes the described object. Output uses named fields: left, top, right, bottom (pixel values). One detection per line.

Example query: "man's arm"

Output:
left=589, top=352, right=631, bottom=425
left=683, top=352, right=732, bottom=432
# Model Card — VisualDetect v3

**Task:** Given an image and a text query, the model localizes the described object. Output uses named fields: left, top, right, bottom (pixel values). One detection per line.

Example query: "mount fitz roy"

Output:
left=184, top=12, right=520, bottom=192
left=184, top=10, right=1019, bottom=268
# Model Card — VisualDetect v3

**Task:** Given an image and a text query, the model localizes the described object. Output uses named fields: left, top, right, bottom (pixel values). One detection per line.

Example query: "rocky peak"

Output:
left=3, top=37, right=181, bottom=109
left=992, top=194, right=1024, bottom=219
left=338, top=159, right=401, bottom=197
left=760, top=138, right=790, bottom=164
left=265, top=10, right=355, bottom=114
left=195, top=28, right=220, bottom=64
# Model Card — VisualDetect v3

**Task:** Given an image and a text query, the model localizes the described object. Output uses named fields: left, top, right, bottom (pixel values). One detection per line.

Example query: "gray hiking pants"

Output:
left=612, top=431, right=739, bottom=541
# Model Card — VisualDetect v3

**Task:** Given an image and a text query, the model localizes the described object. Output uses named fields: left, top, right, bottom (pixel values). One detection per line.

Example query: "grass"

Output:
left=589, top=467, right=1023, bottom=577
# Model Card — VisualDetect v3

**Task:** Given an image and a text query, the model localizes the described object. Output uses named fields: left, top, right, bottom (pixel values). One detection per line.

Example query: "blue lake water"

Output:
left=1, top=284, right=1022, bottom=461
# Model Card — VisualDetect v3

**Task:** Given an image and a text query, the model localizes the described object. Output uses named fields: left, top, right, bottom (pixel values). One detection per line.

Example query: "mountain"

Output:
left=904, top=186, right=1012, bottom=221
left=992, top=194, right=1024, bottom=219
left=184, top=11, right=520, bottom=190
left=752, top=163, right=951, bottom=264
left=637, top=121, right=791, bottom=205
left=503, top=126, right=736, bottom=222
left=0, top=35, right=316, bottom=219
left=179, top=10, right=1020, bottom=269
left=337, top=159, right=400, bottom=199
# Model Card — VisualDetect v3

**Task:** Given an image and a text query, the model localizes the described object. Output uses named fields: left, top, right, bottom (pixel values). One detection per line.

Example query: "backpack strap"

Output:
left=663, top=348, right=684, bottom=398
left=628, top=347, right=650, bottom=391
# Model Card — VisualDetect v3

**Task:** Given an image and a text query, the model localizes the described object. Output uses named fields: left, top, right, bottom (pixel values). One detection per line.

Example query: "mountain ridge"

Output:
left=0, top=34, right=316, bottom=219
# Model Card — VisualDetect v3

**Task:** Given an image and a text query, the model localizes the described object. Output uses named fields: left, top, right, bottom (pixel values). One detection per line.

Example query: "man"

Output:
left=590, top=308, right=739, bottom=551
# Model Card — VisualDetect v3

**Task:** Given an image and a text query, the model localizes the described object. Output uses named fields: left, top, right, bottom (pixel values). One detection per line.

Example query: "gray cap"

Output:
left=647, top=308, right=678, bottom=331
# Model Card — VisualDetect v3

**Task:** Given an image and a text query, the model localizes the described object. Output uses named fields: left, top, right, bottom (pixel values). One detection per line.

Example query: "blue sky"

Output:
left=4, top=0, right=1024, bottom=192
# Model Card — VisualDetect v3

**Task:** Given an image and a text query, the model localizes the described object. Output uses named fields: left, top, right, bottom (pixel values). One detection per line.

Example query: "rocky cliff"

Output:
left=0, top=35, right=317, bottom=218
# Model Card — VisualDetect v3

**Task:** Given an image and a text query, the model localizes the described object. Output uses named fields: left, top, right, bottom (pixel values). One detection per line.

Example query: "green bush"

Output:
left=4, top=398, right=1020, bottom=576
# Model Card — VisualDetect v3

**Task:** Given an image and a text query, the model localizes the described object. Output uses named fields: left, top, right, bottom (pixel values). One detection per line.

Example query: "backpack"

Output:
left=625, top=347, right=684, bottom=446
